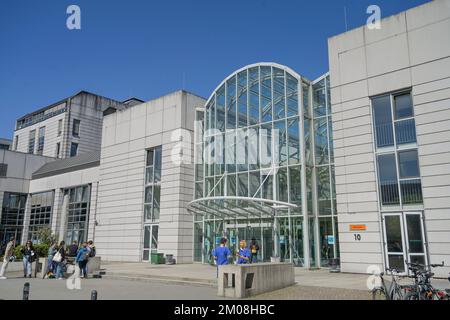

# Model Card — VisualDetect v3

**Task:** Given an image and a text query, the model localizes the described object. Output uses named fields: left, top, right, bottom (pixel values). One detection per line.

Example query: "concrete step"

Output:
left=102, top=272, right=217, bottom=287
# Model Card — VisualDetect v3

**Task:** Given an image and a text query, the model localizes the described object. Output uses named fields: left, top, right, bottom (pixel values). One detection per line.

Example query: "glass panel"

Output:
left=145, top=186, right=153, bottom=203
left=319, top=217, right=334, bottom=266
left=273, top=68, right=285, bottom=120
left=154, top=147, right=162, bottom=182
left=262, top=174, right=273, bottom=200
left=388, top=255, right=405, bottom=272
left=146, top=149, right=154, bottom=166
left=286, top=74, right=298, bottom=117
left=317, top=166, right=332, bottom=215
left=151, top=226, right=159, bottom=250
left=314, top=117, right=329, bottom=165
left=248, top=67, right=259, bottom=125
left=373, top=95, right=394, bottom=148
left=394, top=93, right=413, bottom=120
left=227, top=174, right=236, bottom=197
left=401, top=179, right=423, bottom=205
left=260, top=66, right=272, bottom=122
left=226, top=76, right=237, bottom=129
left=377, top=154, right=400, bottom=206
left=302, top=82, right=310, bottom=117
left=395, top=119, right=417, bottom=145
left=287, top=118, right=300, bottom=165
left=277, top=167, right=288, bottom=203
left=274, top=120, right=287, bottom=166
left=237, top=173, right=248, bottom=197
left=385, top=215, right=403, bottom=252
left=289, top=166, right=301, bottom=205
left=237, top=71, right=248, bottom=127
left=291, top=216, right=304, bottom=266
left=249, top=171, right=260, bottom=198
left=406, top=215, right=424, bottom=253
left=145, top=167, right=153, bottom=184
left=143, top=226, right=150, bottom=249
left=398, top=150, right=419, bottom=178
left=216, top=87, right=225, bottom=131
left=313, top=79, right=326, bottom=117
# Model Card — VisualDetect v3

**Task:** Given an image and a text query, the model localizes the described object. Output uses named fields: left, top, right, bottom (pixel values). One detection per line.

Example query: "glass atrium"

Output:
left=188, top=63, right=338, bottom=268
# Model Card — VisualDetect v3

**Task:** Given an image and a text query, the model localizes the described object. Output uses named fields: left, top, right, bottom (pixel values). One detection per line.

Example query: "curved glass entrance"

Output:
left=190, top=63, right=339, bottom=268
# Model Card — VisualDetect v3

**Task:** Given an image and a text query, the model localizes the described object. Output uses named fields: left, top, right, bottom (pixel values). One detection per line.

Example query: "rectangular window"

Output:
left=58, top=119, right=63, bottom=137
left=70, top=143, right=78, bottom=157
left=56, top=143, right=61, bottom=158
left=65, top=186, right=90, bottom=244
left=37, top=126, right=45, bottom=155
left=373, top=95, right=394, bottom=148
left=28, top=191, right=54, bottom=242
left=72, top=119, right=80, bottom=137
left=14, top=136, right=19, bottom=151
left=28, top=130, right=36, bottom=154
left=377, top=154, right=400, bottom=206
left=398, top=150, right=422, bottom=205
left=143, top=146, right=161, bottom=261
left=0, top=192, right=27, bottom=244
left=0, top=163, right=7, bottom=177
left=144, top=146, right=162, bottom=222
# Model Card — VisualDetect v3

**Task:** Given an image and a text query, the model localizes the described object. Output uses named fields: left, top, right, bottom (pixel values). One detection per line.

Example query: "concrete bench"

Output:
left=218, top=262, right=295, bottom=298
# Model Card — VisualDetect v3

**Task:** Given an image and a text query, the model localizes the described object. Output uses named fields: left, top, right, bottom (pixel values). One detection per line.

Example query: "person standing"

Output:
left=21, top=241, right=35, bottom=278
left=0, top=236, right=16, bottom=280
left=68, top=241, right=78, bottom=257
left=249, top=238, right=260, bottom=263
left=87, top=240, right=96, bottom=258
left=55, top=241, right=66, bottom=279
left=212, top=238, right=232, bottom=277
left=76, top=242, right=90, bottom=279
left=236, top=240, right=251, bottom=264
left=44, top=242, right=57, bottom=278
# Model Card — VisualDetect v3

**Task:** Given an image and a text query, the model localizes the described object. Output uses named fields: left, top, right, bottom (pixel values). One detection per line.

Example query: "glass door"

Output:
left=383, top=213, right=407, bottom=272
left=142, top=224, right=158, bottom=261
left=404, top=212, right=427, bottom=267
left=382, top=212, right=427, bottom=273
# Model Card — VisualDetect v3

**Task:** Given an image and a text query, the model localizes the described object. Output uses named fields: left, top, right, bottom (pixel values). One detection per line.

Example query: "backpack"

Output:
left=89, top=247, right=96, bottom=258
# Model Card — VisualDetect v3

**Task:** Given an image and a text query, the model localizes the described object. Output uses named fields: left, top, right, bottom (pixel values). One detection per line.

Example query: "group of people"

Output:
left=212, top=237, right=260, bottom=275
left=0, top=236, right=96, bottom=280
left=45, top=240, right=96, bottom=279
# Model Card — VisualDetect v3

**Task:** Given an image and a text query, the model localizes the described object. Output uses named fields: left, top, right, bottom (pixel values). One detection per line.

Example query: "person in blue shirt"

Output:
left=212, top=238, right=231, bottom=277
left=236, top=240, right=251, bottom=264
left=75, top=242, right=90, bottom=278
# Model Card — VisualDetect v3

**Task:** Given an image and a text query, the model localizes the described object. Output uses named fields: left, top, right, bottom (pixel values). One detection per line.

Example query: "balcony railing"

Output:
left=380, top=180, right=400, bottom=206
left=375, top=123, right=394, bottom=148
left=400, top=179, right=423, bottom=205
left=395, top=119, right=417, bottom=145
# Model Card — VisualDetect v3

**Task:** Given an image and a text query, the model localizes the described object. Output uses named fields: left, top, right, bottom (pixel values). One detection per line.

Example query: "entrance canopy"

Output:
left=187, top=196, right=298, bottom=219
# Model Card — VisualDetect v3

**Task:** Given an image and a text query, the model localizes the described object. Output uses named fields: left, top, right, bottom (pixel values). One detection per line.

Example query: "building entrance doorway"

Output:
left=382, top=211, right=427, bottom=273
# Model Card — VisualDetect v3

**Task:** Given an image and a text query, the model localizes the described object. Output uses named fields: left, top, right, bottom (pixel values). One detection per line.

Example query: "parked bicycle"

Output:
left=403, top=261, right=450, bottom=300
left=371, top=268, right=410, bottom=300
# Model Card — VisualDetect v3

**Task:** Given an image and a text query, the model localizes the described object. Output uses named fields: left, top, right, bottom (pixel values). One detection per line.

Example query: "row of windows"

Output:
left=372, top=91, right=423, bottom=208
left=17, top=118, right=80, bottom=157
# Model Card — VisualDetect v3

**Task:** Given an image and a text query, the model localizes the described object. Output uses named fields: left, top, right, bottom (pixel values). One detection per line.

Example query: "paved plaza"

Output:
left=0, top=262, right=448, bottom=300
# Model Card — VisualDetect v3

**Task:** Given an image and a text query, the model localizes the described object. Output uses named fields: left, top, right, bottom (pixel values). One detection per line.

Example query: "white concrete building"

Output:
left=12, top=91, right=126, bottom=159
left=94, top=90, right=205, bottom=262
left=1, top=0, right=448, bottom=277
left=329, top=0, right=450, bottom=276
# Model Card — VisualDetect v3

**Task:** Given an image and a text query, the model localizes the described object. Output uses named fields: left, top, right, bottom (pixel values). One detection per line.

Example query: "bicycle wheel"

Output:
left=404, top=292, right=420, bottom=300
left=372, top=288, right=387, bottom=300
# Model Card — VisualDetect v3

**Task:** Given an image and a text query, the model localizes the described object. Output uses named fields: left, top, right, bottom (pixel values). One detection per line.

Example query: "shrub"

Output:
left=11, top=243, right=50, bottom=260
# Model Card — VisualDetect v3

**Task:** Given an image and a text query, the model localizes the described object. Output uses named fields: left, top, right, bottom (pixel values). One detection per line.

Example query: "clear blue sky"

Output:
left=0, top=0, right=430, bottom=139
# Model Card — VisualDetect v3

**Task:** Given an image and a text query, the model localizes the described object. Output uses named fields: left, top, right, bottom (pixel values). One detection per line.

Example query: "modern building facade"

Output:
left=12, top=91, right=126, bottom=159
left=0, top=138, right=12, bottom=150
left=329, top=0, right=450, bottom=276
left=188, top=63, right=338, bottom=269
left=0, top=0, right=448, bottom=277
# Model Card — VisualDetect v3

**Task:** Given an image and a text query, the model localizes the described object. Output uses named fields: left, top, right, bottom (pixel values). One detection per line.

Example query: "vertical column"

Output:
left=21, top=194, right=32, bottom=244
left=58, top=191, right=69, bottom=243
left=51, top=189, right=62, bottom=240
left=87, top=182, right=98, bottom=241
